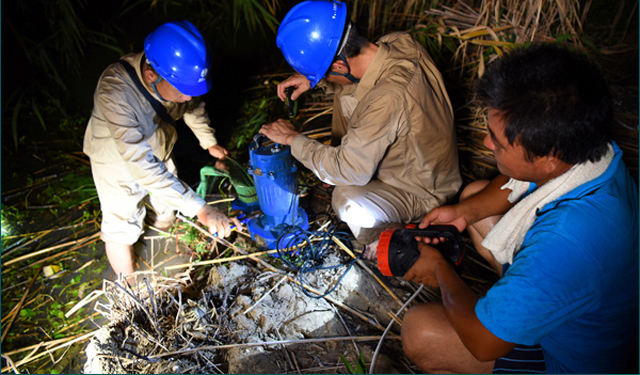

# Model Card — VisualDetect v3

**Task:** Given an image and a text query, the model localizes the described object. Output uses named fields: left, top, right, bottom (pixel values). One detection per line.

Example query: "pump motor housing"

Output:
left=247, top=135, right=309, bottom=250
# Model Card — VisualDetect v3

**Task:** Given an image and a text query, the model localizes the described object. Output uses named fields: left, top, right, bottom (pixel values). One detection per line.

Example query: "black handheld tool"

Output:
left=285, top=86, right=295, bottom=119
left=377, top=224, right=467, bottom=277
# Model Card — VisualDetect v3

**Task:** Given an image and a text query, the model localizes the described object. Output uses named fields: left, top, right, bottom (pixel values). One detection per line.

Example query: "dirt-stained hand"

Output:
left=196, top=204, right=242, bottom=238
left=214, top=159, right=229, bottom=171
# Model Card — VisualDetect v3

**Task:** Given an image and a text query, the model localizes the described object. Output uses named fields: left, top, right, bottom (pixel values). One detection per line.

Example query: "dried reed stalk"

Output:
left=147, top=335, right=400, bottom=360
left=3, top=235, right=97, bottom=266
left=0, top=331, right=97, bottom=373
left=331, top=236, right=405, bottom=308
left=1, top=265, right=43, bottom=344
left=2, top=233, right=101, bottom=274
left=415, top=0, right=595, bottom=182
left=163, top=249, right=280, bottom=270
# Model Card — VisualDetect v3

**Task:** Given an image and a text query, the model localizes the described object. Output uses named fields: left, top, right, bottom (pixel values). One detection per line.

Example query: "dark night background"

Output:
left=2, top=0, right=295, bottom=187
left=2, top=0, right=638, bottom=188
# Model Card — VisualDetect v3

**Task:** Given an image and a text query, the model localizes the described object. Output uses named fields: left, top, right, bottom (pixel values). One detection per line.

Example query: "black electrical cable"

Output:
left=271, top=177, right=361, bottom=298
left=273, top=216, right=362, bottom=299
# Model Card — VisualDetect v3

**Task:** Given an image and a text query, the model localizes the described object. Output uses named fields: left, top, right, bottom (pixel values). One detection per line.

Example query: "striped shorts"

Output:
left=493, top=344, right=546, bottom=374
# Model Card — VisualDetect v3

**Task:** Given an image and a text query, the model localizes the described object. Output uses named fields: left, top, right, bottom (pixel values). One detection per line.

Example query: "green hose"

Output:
left=196, top=157, right=257, bottom=204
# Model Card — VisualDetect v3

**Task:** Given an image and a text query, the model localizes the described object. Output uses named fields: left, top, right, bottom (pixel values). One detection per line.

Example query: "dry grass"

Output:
left=336, top=0, right=637, bottom=184
left=409, top=0, right=637, bottom=183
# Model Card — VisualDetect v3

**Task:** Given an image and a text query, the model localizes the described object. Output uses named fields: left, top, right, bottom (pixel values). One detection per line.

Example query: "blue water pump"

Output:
left=247, top=135, right=309, bottom=249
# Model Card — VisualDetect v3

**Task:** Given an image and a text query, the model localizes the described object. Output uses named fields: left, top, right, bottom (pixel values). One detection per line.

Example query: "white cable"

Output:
left=369, top=284, right=425, bottom=374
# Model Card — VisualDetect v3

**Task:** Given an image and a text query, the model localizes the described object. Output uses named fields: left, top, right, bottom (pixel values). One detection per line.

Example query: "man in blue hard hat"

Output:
left=260, top=0, right=462, bottom=253
left=83, top=21, right=240, bottom=278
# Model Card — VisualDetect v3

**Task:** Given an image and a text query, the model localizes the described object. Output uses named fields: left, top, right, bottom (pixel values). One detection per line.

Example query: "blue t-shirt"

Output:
left=476, top=142, right=639, bottom=374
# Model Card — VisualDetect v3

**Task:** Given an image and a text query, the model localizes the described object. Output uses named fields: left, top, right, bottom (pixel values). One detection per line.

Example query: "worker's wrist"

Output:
left=286, top=133, right=299, bottom=145
left=196, top=203, right=212, bottom=219
left=456, top=201, right=475, bottom=227
left=434, top=257, right=456, bottom=285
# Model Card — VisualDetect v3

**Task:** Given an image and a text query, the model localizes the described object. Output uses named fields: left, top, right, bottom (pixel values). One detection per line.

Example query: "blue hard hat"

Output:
left=144, top=21, right=212, bottom=96
left=276, top=1, right=348, bottom=88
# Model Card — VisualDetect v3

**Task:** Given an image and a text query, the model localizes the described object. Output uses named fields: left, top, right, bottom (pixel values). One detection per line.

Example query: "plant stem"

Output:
left=148, top=335, right=400, bottom=360
left=3, top=236, right=95, bottom=266
left=4, top=233, right=100, bottom=274
left=0, top=330, right=97, bottom=373
left=163, top=249, right=280, bottom=270
left=332, top=236, right=404, bottom=308
left=1, top=264, right=44, bottom=344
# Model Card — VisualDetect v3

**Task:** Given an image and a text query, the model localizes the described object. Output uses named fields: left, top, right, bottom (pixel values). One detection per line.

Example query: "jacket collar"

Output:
left=352, top=40, right=390, bottom=101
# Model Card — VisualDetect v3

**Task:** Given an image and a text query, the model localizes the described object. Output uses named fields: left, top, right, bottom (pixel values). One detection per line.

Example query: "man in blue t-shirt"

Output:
left=399, top=44, right=639, bottom=374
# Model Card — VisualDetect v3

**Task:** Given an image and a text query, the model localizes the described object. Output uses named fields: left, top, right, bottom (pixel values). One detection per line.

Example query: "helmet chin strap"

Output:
left=328, top=21, right=360, bottom=84
left=150, top=75, right=168, bottom=102
left=146, top=60, right=168, bottom=102
left=329, top=51, right=360, bottom=84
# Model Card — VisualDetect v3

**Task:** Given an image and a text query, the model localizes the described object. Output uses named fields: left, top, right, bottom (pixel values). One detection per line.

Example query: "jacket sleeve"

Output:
left=98, top=71, right=205, bottom=217
left=291, top=93, right=403, bottom=186
left=316, top=80, right=356, bottom=96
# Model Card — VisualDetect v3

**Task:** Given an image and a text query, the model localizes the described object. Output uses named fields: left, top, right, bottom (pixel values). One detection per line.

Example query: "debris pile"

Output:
left=84, top=247, right=423, bottom=374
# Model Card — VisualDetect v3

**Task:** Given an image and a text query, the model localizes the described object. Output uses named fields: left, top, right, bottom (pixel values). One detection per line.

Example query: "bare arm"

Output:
left=405, top=243, right=516, bottom=361
left=408, top=174, right=519, bottom=359
left=420, top=174, right=513, bottom=232
left=457, top=174, right=513, bottom=225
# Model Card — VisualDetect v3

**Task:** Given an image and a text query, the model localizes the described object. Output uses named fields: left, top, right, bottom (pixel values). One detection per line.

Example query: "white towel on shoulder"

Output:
left=482, top=144, right=614, bottom=265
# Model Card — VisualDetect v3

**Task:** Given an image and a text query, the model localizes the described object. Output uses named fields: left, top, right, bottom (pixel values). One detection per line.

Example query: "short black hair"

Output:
left=475, top=43, right=613, bottom=164
left=340, top=21, right=370, bottom=59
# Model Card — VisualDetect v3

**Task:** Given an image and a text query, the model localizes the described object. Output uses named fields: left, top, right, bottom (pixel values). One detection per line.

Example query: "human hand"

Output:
left=403, top=242, right=449, bottom=288
left=416, top=206, right=468, bottom=245
left=196, top=204, right=242, bottom=238
left=259, top=119, right=299, bottom=146
left=277, top=74, right=310, bottom=102
left=214, top=159, right=229, bottom=171
left=208, top=144, right=229, bottom=160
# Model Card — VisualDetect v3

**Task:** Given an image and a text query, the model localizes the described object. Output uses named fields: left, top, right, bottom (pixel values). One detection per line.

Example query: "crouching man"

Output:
left=83, top=21, right=240, bottom=278
left=260, top=1, right=461, bottom=251
left=401, top=44, right=639, bottom=374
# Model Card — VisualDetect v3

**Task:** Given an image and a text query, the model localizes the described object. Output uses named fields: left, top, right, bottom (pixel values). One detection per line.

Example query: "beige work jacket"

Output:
left=291, top=32, right=462, bottom=207
left=83, top=52, right=218, bottom=217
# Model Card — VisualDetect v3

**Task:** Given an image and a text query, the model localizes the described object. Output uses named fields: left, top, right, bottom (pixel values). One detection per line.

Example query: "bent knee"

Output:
left=460, top=180, right=491, bottom=202
left=401, top=303, right=444, bottom=357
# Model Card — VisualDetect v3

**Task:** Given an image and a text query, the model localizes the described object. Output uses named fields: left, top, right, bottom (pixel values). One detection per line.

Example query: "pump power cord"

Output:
left=369, top=283, right=424, bottom=374
left=274, top=219, right=361, bottom=299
